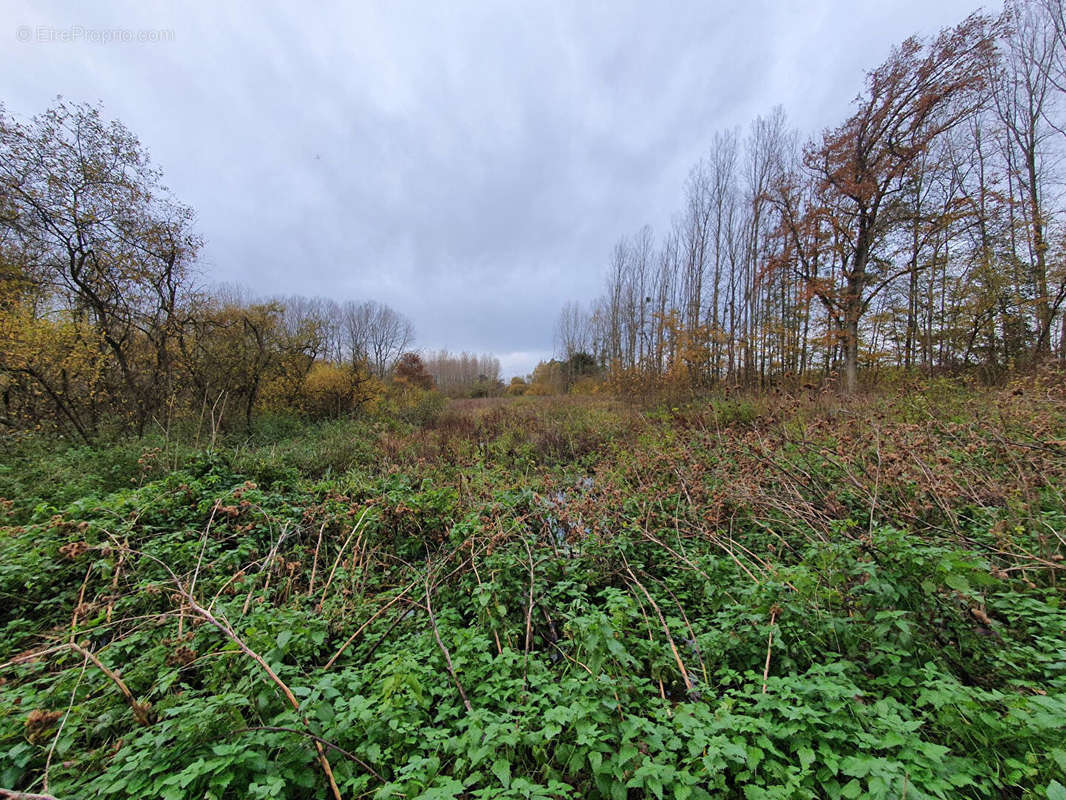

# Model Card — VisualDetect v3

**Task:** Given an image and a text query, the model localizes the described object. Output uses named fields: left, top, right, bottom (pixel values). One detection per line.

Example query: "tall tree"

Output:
left=796, top=15, right=996, bottom=391
left=992, top=0, right=1063, bottom=355
left=0, top=99, right=200, bottom=430
left=340, top=300, right=413, bottom=378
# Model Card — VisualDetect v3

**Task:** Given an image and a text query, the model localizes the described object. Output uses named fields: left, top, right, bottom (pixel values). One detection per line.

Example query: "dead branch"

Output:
left=176, top=591, right=343, bottom=800
left=0, top=789, right=62, bottom=800
left=68, top=642, right=152, bottom=726
left=622, top=558, right=694, bottom=695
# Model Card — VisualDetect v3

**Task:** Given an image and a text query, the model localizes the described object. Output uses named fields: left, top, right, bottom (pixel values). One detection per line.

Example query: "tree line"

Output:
left=422, top=351, right=502, bottom=397
left=555, top=1, right=1065, bottom=393
left=0, top=100, right=426, bottom=440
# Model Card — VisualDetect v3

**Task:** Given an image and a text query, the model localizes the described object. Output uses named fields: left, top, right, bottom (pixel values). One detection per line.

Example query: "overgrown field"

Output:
left=2, top=379, right=1065, bottom=799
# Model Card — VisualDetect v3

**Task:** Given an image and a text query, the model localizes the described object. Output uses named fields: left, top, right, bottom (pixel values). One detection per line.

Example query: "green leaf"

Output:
left=618, top=743, right=639, bottom=765
left=1052, top=750, right=1066, bottom=774
left=841, top=779, right=862, bottom=799
left=840, top=756, right=874, bottom=778
left=588, top=751, right=603, bottom=774
left=1047, top=780, right=1066, bottom=800
left=491, top=757, right=511, bottom=789
left=746, top=746, right=763, bottom=769
left=416, top=778, right=465, bottom=799
left=944, top=573, right=971, bottom=594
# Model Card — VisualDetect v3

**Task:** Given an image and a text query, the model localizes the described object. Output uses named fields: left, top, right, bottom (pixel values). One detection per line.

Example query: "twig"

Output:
left=232, top=726, right=384, bottom=782
left=658, top=582, right=708, bottom=687
left=622, top=559, right=693, bottom=694
left=44, top=656, right=87, bottom=792
left=762, top=608, right=778, bottom=693
left=242, top=525, right=290, bottom=615
left=324, top=580, right=417, bottom=670
left=308, top=521, right=327, bottom=594
left=105, top=540, right=127, bottom=624
left=327, top=539, right=476, bottom=670
left=425, top=577, right=472, bottom=713
left=357, top=603, right=413, bottom=667
left=185, top=499, right=222, bottom=638
left=0, top=644, right=72, bottom=671
left=522, top=540, right=536, bottom=667
left=0, top=789, right=62, bottom=800
left=471, top=554, right=503, bottom=656
left=189, top=500, right=222, bottom=600
left=627, top=586, right=667, bottom=701
left=320, top=508, right=371, bottom=607
left=70, top=565, right=93, bottom=644
left=868, top=427, right=882, bottom=536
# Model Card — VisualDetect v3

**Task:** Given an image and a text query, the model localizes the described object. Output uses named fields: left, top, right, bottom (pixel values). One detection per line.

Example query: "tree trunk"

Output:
left=844, top=313, right=860, bottom=394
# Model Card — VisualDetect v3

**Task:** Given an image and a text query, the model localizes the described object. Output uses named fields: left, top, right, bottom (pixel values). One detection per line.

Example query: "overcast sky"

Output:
left=4, top=0, right=985, bottom=378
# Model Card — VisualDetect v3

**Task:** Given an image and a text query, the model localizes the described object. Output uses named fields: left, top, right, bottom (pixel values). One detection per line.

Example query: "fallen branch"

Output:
left=117, top=542, right=346, bottom=800
left=68, top=643, right=152, bottom=726
left=176, top=592, right=344, bottom=800
left=0, top=789, right=62, bottom=800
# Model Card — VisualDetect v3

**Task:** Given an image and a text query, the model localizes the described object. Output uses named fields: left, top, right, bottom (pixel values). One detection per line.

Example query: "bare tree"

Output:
left=555, top=301, right=590, bottom=361
left=992, top=0, right=1063, bottom=355
left=339, top=300, right=414, bottom=377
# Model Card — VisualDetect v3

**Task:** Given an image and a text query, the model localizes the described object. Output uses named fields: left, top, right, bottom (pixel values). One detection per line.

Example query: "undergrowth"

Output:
left=1, top=382, right=1064, bottom=799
